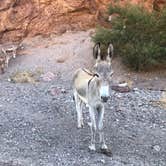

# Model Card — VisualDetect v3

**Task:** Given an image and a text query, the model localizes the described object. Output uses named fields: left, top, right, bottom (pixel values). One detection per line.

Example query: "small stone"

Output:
left=56, top=57, right=66, bottom=63
left=100, top=159, right=105, bottom=164
left=108, top=13, right=119, bottom=22
left=61, top=88, right=66, bottom=93
left=111, top=84, right=131, bottom=93
left=153, top=145, right=161, bottom=152
left=155, top=77, right=158, bottom=80
left=49, top=88, right=60, bottom=96
left=8, top=78, right=11, bottom=82
left=108, top=15, right=112, bottom=22
left=41, top=72, right=55, bottom=82
left=133, top=87, right=139, bottom=91
left=118, top=82, right=128, bottom=87
left=6, top=98, right=10, bottom=102
left=135, top=92, right=140, bottom=95
left=32, top=128, right=36, bottom=132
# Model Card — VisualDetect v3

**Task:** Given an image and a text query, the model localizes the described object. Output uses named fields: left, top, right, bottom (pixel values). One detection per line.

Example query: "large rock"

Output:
left=0, top=0, right=110, bottom=42
left=0, top=0, right=165, bottom=42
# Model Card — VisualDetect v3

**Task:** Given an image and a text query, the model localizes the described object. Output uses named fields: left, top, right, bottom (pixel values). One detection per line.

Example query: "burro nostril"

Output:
left=101, top=96, right=108, bottom=102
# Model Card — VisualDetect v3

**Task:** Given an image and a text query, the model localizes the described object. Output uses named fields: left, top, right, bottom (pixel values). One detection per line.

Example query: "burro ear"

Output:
left=93, top=42, right=101, bottom=62
left=106, top=43, right=114, bottom=65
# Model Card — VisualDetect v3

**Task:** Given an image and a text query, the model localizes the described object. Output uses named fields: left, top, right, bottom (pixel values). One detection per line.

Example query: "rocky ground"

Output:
left=0, top=30, right=165, bottom=166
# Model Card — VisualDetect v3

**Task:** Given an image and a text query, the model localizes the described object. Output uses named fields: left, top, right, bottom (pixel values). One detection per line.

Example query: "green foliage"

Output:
left=92, top=4, right=166, bottom=71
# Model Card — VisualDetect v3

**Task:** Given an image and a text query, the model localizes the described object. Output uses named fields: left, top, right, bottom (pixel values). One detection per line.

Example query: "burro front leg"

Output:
left=89, top=106, right=96, bottom=151
left=5, top=56, right=10, bottom=68
left=97, top=104, right=108, bottom=150
left=74, top=91, right=84, bottom=128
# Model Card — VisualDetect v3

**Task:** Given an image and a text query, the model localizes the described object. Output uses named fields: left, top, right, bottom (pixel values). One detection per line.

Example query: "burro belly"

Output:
left=73, top=68, right=94, bottom=104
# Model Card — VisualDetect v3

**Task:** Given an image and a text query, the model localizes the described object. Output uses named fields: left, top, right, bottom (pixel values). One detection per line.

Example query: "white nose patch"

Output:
left=100, top=86, right=109, bottom=97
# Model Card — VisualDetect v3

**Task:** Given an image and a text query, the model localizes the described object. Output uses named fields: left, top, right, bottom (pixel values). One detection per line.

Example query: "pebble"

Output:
left=61, top=88, right=66, bottom=93
left=155, top=77, right=158, bottom=80
left=99, top=159, right=105, bottom=164
left=133, top=87, right=139, bottom=91
left=41, top=72, right=55, bottom=82
left=32, top=128, right=36, bottom=132
left=134, top=91, right=140, bottom=94
left=153, top=145, right=161, bottom=152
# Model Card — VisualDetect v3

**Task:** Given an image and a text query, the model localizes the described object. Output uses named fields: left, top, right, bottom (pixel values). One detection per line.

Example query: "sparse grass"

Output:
left=151, top=92, right=166, bottom=109
left=92, top=3, right=166, bottom=71
left=10, top=71, right=36, bottom=83
left=10, top=68, right=44, bottom=83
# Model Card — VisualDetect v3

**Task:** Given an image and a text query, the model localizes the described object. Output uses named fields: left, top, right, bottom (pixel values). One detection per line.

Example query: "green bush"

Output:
left=92, top=4, right=166, bottom=71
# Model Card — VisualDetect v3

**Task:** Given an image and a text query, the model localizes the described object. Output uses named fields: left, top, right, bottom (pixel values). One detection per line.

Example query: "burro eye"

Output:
left=94, top=73, right=100, bottom=78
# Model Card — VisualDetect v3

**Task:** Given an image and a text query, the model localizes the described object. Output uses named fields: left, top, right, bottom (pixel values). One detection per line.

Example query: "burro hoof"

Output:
left=99, top=146, right=112, bottom=157
left=89, top=144, right=96, bottom=151
left=101, top=143, right=108, bottom=150
left=77, top=123, right=84, bottom=129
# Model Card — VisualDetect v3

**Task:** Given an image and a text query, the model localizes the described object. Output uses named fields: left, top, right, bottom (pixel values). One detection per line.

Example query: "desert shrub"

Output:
left=92, top=3, right=166, bottom=71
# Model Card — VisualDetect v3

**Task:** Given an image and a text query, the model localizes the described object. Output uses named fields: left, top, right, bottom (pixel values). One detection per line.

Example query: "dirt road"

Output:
left=0, top=30, right=165, bottom=166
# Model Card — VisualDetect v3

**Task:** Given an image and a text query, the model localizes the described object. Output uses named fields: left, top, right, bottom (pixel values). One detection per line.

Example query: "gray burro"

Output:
left=73, top=43, right=114, bottom=151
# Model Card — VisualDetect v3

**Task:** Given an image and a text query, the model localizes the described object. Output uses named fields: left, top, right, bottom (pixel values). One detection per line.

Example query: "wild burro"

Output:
left=73, top=43, right=114, bottom=151
left=0, top=43, right=24, bottom=74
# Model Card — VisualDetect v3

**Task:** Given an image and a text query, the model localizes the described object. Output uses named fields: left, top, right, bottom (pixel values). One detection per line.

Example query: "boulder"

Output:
left=0, top=0, right=165, bottom=42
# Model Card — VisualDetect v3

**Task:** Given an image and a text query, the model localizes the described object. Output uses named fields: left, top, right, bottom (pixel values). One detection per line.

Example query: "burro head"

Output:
left=93, top=43, right=114, bottom=103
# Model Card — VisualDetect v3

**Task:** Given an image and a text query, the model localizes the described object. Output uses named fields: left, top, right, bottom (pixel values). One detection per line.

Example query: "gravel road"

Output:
left=0, top=30, right=165, bottom=166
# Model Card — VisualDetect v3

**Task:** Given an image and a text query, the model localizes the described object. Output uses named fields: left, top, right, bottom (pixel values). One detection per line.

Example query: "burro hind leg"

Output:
left=88, top=107, right=96, bottom=151
left=97, top=104, right=108, bottom=150
left=74, top=90, right=84, bottom=128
